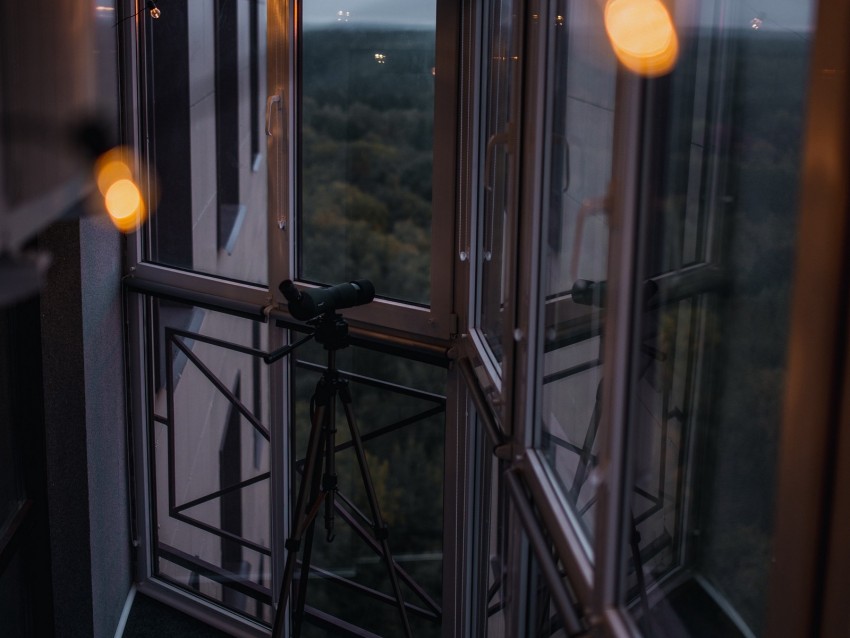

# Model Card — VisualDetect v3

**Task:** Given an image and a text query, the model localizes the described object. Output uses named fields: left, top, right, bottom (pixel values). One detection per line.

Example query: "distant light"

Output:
left=337, top=9, right=350, bottom=22
left=556, top=14, right=565, bottom=26
left=375, top=53, right=387, bottom=64
left=604, top=0, right=679, bottom=77
left=105, top=179, right=146, bottom=233
left=750, top=17, right=763, bottom=29
left=93, top=147, right=149, bottom=233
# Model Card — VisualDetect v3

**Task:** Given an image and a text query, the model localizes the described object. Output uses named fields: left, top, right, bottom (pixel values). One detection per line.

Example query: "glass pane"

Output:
left=468, top=411, right=510, bottom=635
left=288, top=337, right=445, bottom=636
left=621, top=1, right=815, bottom=635
left=534, top=0, right=617, bottom=542
left=148, top=301, right=274, bottom=625
left=144, top=0, right=269, bottom=286
left=299, top=1, right=436, bottom=305
left=476, top=0, right=518, bottom=364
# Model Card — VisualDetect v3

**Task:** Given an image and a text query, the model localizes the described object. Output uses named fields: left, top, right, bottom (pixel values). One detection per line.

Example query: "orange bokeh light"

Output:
left=604, top=0, right=679, bottom=77
left=93, top=147, right=148, bottom=233
left=104, top=178, right=146, bottom=233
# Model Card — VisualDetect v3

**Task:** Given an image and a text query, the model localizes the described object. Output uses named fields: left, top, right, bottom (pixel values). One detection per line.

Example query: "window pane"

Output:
left=144, top=0, right=268, bottom=286
left=289, top=338, right=445, bottom=636
left=475, top=0, right=519, bottom=364
left=147, top=300, right=274, bottom=624
left=534, top=0, right=617, bottom=543
left=299, top=1, right=436, bottom=305
left=621, top=1, right=815, bottom=635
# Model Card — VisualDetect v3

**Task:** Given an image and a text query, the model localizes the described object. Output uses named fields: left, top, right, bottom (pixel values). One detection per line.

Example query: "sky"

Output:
left=302, top=0, right=436, bottom=27
left=300, top=0, right=813, bottom=34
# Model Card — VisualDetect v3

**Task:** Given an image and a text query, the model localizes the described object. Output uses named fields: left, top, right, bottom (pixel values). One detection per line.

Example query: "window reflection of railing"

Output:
left=154, top=320, right=446, bottom=635
left=539, top=264, right=728, bottom=611
left=158, top=326, right=273, bottom=624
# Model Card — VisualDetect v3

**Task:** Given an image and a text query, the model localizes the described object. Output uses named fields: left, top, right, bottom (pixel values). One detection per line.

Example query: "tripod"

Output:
left=271, top=312, right=412, bottom=638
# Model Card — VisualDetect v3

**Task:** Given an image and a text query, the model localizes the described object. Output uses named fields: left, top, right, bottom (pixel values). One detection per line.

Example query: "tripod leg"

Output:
left=323, top=396, right=338, bottom=542
left=339, top=387, right=413, bottom=638
left=293, top=431, right=326, bottom=637
left=272, top=402, right=327, bottom=638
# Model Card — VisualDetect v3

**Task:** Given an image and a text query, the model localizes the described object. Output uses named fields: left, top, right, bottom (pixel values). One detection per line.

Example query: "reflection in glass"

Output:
left=621, top=1, right=814, bottom=635
left=299, top=0, right=436, bottom=305
left=144, top=1, right=268, bottom=285
left=476, top=0, right=517, bottom=363
left=535, top=0, right=617, bottom=541
left=149, top=302, right=273, bottom=624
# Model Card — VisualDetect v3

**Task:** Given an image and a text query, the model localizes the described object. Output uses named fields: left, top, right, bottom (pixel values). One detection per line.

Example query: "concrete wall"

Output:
left=33, top=1, right=133, bottom=636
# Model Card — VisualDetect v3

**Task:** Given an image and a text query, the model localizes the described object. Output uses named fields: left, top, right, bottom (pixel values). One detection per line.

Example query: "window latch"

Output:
left=265, top=94, right=282, bottom=137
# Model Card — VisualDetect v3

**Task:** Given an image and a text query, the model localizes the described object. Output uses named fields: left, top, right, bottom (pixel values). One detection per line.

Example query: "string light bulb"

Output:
left=604, top=0, right=679, bottom=77
left=147, top=1, right=161, bottom=19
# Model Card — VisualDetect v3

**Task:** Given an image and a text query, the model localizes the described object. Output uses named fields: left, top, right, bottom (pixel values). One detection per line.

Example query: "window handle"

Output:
left=569, top=192, right=610, bottom=283
left=265, top=94, right=282, bottom=136
left=484, top=130, right=510, bottom=192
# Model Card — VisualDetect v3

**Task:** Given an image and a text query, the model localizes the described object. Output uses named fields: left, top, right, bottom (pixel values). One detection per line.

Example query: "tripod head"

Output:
left=265, top=280, right=374, bottom=363
left=310, top=312, right=351, bottom=352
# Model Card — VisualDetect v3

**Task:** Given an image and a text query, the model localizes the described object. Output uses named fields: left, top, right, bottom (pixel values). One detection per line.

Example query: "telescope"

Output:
left=279, top=279, right=375, bottom=321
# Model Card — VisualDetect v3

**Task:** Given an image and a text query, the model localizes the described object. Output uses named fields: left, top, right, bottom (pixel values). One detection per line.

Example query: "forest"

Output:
left=299, top=25, right=437, bottom=307
left=295, top=24, right=443, bottom=636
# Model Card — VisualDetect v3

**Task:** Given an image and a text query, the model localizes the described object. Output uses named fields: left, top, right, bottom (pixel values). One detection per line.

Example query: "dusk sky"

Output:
left=301, top=0, right=812, bottom=34
left=302, top=0, right=436, bottom=27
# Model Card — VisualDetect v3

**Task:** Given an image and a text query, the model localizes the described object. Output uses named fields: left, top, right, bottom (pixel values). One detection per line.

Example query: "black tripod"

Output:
left=271, top=312, right=412, bottom=638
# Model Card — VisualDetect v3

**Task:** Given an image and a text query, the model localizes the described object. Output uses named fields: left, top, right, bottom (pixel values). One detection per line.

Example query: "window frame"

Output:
left=265, top=0, right=460, bottom=343
left=128, top=0, right=460, bottom=344
left=502, top=1, right=850, bottom=637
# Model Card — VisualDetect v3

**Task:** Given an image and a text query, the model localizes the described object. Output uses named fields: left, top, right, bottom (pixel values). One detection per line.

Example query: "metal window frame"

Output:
left=265, top=0, right=461, bottom=343
left=767, top=0, right=850, bottom=633
left=463, top=0, right=529, bottom=409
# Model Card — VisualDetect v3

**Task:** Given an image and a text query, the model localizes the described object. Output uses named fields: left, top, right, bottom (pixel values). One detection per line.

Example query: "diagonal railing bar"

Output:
left=334, top=488, right=373, bottom=530
left=296, top=360, right=446, bottom=405
left=335, top=502, right=442, bottom=616
left=301, top=562, right=439, bottom=621
left=334, top=405, right=445, bottom=453
left=541, top=430, right=590, bottom=458
left=633, top=501, right=663, bottom=526
left=171, top=511, right=272, bottom=557
left=173, top=471, right=271, bottom=514
left=303, top=605, right=383, bottom=638
left=153, top=413, right=169, bottom=426
left=169, top=330, right=270, bottom=441
left=542, top=358, right=602, bottom=386
left=159, top=542, right=273, bottom=603
left=306, top=561, right=440, bottom=622
left=294, top=404, right=445, bottom=473
left=168, top=327, right=269, bottom=360
left=578, top=495, right=597, bottom=517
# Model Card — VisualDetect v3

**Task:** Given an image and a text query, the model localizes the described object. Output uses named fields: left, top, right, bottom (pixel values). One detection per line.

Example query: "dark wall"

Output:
left=0, top=0, right=133, bottom=633
left=40, top=212, right=131, bottom=638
